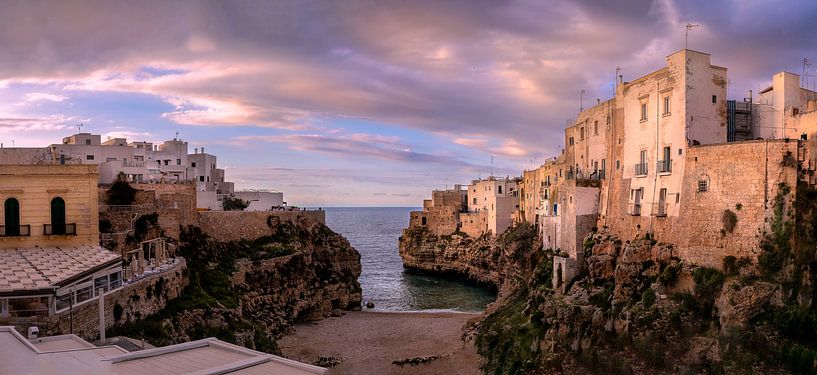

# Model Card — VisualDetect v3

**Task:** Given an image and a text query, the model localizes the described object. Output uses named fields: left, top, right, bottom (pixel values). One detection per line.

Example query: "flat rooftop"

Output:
left=0, top=246, right=120, bottom=293
left=0, top=326, right=327, bottom=375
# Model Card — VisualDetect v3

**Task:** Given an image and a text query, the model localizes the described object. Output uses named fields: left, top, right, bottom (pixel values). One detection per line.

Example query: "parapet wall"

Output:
left=197, top=210, right=326, bottom=242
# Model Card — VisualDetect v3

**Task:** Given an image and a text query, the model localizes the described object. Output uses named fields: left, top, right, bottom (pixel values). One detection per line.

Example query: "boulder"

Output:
left=716, top=280, right=784, bottom=328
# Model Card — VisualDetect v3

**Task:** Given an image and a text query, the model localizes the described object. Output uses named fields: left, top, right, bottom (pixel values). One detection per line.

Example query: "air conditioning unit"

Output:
left=28, top=326, right=39, bottom=340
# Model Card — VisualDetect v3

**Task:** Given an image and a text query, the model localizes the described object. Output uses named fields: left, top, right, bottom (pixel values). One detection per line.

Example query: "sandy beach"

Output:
left=278, top=311, right=483, bottom=375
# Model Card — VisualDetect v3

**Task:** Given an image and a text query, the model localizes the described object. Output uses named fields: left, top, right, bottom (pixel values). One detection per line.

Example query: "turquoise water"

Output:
left=323, top=207, right=496, bottom=312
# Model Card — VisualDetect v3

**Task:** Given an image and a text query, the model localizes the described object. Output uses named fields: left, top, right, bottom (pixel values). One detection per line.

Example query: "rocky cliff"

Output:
left=110, top=216, right=362, bottom=354
left=399, top=223, right=542, bottom=291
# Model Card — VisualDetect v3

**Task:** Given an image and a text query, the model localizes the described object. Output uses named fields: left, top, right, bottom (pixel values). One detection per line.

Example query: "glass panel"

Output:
left=110, top=271, right=122, bottom=290
left=56, top=294, right=71, bottom=311
left=94, top=277, right=109, bottom=295
left=75, top=286, right=93, bottom=304
left=8, top=297, right=49, bottom=317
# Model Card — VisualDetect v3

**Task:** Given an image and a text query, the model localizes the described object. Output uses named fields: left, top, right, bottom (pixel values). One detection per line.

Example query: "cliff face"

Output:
left=110, top=217, right=362, bottom=354
left=398, top=224, right=541, bottom=291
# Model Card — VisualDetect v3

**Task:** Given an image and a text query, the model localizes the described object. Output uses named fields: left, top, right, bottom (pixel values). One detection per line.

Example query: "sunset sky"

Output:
left=1, top=0, right=816, bottom=206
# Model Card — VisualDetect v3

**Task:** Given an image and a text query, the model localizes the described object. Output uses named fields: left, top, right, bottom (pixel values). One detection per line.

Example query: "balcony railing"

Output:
left=43, top=223, right=77, bottom=236
left=653, top=202, right=667, bottom=217
left=657, top=159, right=672, bottom=174
left=629, top=203, right=642, bottom=216
left=0, top=225, right=31, bottom=237
left=634, top=163, right=648, bottom=176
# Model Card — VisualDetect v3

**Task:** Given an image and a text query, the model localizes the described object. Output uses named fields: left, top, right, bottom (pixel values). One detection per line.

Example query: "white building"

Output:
left=466, top=177, right=520, bottom=236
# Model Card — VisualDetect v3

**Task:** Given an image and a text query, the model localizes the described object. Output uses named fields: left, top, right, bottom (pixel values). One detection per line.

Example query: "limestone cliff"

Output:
left=110, top=217, right=362, bottom=354
left=398, top=223, right=541, bottom=291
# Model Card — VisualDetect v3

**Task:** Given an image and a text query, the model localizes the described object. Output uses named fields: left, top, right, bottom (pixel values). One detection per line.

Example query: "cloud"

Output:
left=23, top=92, right=67, bottom=103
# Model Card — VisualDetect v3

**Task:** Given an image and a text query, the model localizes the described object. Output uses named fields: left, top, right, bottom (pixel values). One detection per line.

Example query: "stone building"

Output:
left=0, top=165, right=123, bottom=319
left=408, top=185, right=467, bottom=236
left=466, top=177, right=521, bottom=236
left=526, top=49, right=816, bottom=289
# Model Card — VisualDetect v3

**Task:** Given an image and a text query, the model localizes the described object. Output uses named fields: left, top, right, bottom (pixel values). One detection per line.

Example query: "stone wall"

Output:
left=197, top=210, right=326, bottom=242
left=604, top=139, right=798, bottom=268
left=460, top=211, right=488, bottom=237
left=1, top=258, right=187, bottom=341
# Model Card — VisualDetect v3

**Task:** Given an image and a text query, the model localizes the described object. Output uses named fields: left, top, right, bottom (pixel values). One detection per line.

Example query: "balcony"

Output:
left=43, top=223, right=77, bottom=236
left=628, top=202, right=642, bottom=216
left=657, top=159, right=672, bottom=174
left=634, top=163, right=648, bottom=177
left=653, top=202, right=667, bottom=217
left=0, top=225, right=31, bottom=237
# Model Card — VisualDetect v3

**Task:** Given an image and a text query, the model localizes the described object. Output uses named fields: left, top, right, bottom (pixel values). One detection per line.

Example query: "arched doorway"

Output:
left=51, top=197, right=66, bottom=235
left=4, top=198, right=20, bottom=236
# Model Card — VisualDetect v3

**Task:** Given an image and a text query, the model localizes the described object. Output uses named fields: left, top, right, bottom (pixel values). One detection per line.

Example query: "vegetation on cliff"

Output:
left=473, top=181, right=817, bottom=374
left=109, top=219, right=362, bottom=354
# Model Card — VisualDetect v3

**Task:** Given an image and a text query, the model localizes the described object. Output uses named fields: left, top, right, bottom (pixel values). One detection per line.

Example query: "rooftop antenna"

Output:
left=175, top=131, right=179, bottom=140
left=580, top=89, right=586, bottom=112
left=803, top=58, right=812, bottom=87
left=685, top=23, right=699, bottom=50
left=490, top=155, right=494, bottom=178
left=76, top=123, right=83, bottom=133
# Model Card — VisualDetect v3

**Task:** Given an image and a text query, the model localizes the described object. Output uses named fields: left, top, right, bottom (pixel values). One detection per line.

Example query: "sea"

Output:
left=323, top=207, right=496, bottom=312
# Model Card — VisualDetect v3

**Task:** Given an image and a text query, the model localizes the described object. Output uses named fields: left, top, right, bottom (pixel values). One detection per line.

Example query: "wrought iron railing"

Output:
left=0, top=224, right=31, bottom=237
left=634, top=163, right=648, bottom=176
left=43, top=223, right=77, bottom=236
left=653, top=202, right=667, bottom=217
left=629, top=203, right=642, bottom=216
left=657, top=159, right=672, bottom=173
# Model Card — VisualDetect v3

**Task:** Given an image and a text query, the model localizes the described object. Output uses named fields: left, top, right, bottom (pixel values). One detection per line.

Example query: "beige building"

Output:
left=0, top=165, right=122, bottom=318
left=753, top=72, right=817, bottom=140
left=408, top=185, right=467, bottom=236
left=466, top=177, right=520, bottom=236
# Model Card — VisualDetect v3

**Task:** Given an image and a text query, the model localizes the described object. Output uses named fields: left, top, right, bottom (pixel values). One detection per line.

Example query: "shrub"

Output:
left=658, top=262, right=681, bottom=286
left=223, top=195, right=250, bottom=211
left=113, top=303, right=124, bottom=322
left=692, top=267, right=725, bottom=318
left=641, top=288, right=656, bottom=308
left=107, top=172, right=137, bottom=205
left=723, top=256, right=738, bottom=276
left=722, top=209, right=738, bottom=233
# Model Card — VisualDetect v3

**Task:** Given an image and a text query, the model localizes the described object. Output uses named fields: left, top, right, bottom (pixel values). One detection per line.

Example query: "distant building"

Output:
left=466, top=177, right=520, bottom=236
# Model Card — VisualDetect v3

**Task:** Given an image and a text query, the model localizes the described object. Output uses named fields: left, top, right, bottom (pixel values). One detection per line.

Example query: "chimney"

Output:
left=195, top=148, right=198, bottom=154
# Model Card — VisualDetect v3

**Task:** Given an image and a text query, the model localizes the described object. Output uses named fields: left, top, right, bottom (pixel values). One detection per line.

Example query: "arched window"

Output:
left=51, top=197, right=66, bottom=235
left=4, top=198, right=20, bottom=236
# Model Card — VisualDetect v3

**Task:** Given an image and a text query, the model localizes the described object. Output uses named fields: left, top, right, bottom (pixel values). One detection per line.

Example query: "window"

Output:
left=498, top=186, right=503, bottom=194
left=594, top=120, right=598, bottom=135
left=191, top=162, right=196, bottom=168
left=580, top=127, right=585, bottom=140
left=606, top=114, right=611, bottom=125
left=50, top=197, right=66, bottom=235
left=472, top=198, right=477, bottom=205
left=616, top=160, right=620, bottom=169
left=164, top=160, right=169, bottom=166
left=86, top=154, right=95, bottom=160
left=85, top=139, right=91, bottom=145
left=176, top=159, right=181, bottom=165
left=641, top=103, right=648, bottom=121
left=640, top=150, right=647, bottom=164
left=569, top=137, right=574, bottom=146
left=663, top=96, right=670, bottom=115
left=698, top=180, right=708, bottom=192
left=199, top=176, right=205, bottom=182
left=712, top=95, right=717, bottom=104
left=3, top=198, right=20, bottom=236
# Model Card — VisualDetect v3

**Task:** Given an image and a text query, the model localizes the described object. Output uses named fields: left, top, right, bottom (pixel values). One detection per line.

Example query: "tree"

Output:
left=222, top=195, right=250, bottom=211
left=107, top=172, right=137, bottom=205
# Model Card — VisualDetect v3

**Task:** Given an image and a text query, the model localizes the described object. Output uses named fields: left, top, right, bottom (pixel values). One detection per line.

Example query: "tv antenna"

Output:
left=76, top=123, right=84, bottom=133
left=803, top=58, right=812, bottom=87
left=685, top=23, right=699, bottom=50
left=490, top=156, right=494, bottom=178
left=580, top=89, right=586, bottom=112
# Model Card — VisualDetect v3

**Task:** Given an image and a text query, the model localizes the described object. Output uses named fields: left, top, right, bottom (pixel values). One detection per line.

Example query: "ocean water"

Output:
left=323, top=207, right=496, bottom=312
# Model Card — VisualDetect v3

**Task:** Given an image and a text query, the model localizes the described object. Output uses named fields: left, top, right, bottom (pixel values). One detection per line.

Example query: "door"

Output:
left=51, top=197, right=66, bottom=235
left=658, top=188, right=667, bottom=216
left=4, top=198, right=20, bottom=236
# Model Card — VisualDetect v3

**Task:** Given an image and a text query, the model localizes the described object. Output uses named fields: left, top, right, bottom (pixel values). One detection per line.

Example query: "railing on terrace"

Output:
left=657, top=159, right=672, bottom=173
left=0, top=225, right=31, bottom=237
left=634, top=163, right=648, bottom=176
left=43, top=223, right=77, bottom=236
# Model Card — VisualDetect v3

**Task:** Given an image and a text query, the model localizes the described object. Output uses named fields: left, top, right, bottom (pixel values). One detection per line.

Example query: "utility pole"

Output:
left=685, top=23, right=699, bottom=50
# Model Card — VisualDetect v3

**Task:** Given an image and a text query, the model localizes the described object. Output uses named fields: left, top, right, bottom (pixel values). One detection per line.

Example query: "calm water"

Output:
left=323, top=207, right=496, bottom=312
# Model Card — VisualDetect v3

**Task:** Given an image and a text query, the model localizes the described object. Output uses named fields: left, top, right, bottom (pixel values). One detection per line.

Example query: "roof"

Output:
left=0, top=246, right=121, bottom=293
left=0, top=326, right=327, bottom=375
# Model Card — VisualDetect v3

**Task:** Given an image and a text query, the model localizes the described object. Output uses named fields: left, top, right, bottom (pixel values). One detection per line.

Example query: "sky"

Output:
left=1, top=0, right=816, bottom=206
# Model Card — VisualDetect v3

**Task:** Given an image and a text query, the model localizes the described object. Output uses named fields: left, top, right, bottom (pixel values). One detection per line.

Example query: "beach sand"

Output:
left=278, top=310, right=483, bottom=375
